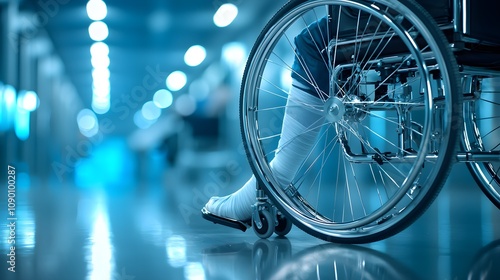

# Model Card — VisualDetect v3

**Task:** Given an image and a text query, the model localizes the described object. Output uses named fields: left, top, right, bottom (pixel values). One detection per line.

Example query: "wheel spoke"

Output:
left=241, top=0, right=460, bottom=242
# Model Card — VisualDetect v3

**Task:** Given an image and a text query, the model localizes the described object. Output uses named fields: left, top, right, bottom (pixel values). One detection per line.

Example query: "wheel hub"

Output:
left=325, top=95, right=368, bottom=124
left=325, top=97, right=346, bottom=123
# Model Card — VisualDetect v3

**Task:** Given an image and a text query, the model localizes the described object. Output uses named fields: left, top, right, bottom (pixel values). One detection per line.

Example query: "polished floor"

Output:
left=1, top=162, right=499, bottom=280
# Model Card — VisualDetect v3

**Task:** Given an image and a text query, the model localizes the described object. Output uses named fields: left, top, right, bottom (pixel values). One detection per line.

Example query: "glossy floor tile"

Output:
left=1, top=164, right=499, bottom=280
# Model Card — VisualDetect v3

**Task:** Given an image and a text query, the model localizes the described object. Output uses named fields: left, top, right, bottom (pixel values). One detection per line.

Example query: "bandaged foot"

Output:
left=204, top=82, right=325, bottom=222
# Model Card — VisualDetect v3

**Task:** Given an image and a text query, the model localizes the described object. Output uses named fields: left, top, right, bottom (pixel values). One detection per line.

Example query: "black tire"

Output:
left=466, top=162, right=500, bottom=209
left=274, top=213, right=293, bottom=236
left=253, top=210, right=275, bottom=239
left=240, top=0, right=461, bottom=243
left=462, top=80, right=500, bottom=209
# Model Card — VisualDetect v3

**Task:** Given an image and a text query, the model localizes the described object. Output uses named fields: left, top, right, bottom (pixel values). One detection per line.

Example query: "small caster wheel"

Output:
left=253, top=210, right=274, bottom=239
left=274, top=214, right=292, bottom=237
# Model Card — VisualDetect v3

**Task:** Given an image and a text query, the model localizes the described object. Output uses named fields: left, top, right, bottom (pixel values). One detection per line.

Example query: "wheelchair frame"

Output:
left=239, top=0, right=500, bottom=243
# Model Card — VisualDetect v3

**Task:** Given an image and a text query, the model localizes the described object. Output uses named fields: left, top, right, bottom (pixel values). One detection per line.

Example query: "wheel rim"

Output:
left=254, top=211, right=274, bottom=238
left=463, top=77, right=500, bottom=206
left=241, top=0, right=458, bottom=240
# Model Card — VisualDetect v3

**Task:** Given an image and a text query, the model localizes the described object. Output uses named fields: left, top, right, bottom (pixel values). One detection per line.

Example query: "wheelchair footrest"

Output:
left=201, top=207, right=251, bottom=232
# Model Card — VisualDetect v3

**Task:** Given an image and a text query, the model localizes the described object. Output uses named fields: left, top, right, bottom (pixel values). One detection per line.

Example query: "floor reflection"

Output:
left=467, top=240, right=500, bottom=280
left=201, top=237, right=500, bottom=280
left=202, top=238, right=417, bottom=280
left=1, top=164, right=500, bottom=280
left=86, top=197, right=114, bottom=280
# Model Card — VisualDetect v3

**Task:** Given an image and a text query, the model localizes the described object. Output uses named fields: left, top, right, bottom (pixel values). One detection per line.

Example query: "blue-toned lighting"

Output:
left=77, top=109, right=97, bottom=130
left=184, top=45, right=206, bottom=67
left=91, top=55, right=110, bottom=69
left=280, top=68, right=293, bottom=91
left=89, top=21, right=109, bottom=41
left=184, top=263, right=205, bottom=280
left=166, top=71, right=187, bottom=91
left=153, top=89, right=173, bottom=109
left=75, top=139, right=133, bottom=187
left=93, top=78, right=110, bottom=92
left=18, top=90, right=40, bottom=112
left=213, top=3, right=238, bottom=28
left=166, top=235, right=187, bottom=267
left=14, top=108, right=30, bottom=141
left=91, top=67, right=110, bottom=115
left=92, top=96, right=110, bottom=115
left=93, top=93, right=110, bottom=104
left=92, top=105, right=110, bottom=115
left=86, top=0, right=108, bottom=21
left=3, top=85, right=16, bottom=104
left=0, top=84, right=17, bottom=131
left=189, top=79, right=210, bottom=101
left=77, top=108, right=99, bottom=137
left=93, top=83, right=110, bottom=95
left=88, top=3, right=111, bottom=116
left=174, top=94, right=196, bottom=117
left=133, top=110, right=156, bottom=129
left=92, top=68, right=110, bottom=81
left=141, top=101, right=161, bottom=121
left=93, top=87, right=110, bottom=101
left=90, top=41, right=109, bottom=58
left=87, top=205, right=114, bottom=280
left=93, top=90, right=110, bottom=102
left=222, top=42, right=246, bottom=67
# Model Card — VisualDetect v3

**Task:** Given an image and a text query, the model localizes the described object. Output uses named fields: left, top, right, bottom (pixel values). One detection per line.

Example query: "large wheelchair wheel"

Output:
left=240, top=0, right=462, bottom=243
left=463, top=77, right=500, bottom=208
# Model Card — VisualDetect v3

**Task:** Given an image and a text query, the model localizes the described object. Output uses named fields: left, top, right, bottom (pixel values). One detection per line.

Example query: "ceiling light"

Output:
left=77, top=108, right=99, bottom=137
left=87, top=0, right=107, bottom=21
left=153, top=89, right=173, bottom=109
left=92, top=88, right=110, bottom=114
left=1, top=84, right=16, bottom=108
left=166, top=71, right=187, bottom=91
left=90, top=42, right=109, bottom=58
left=92, top=67, right=110, bottom=80
left=92, top=98, right=110, bottom=114
left=78, top=109, right=98, bottom=131
left=222, top=42, right=246, bottom=67
left=89, top=21, right=109, bottom=41
left=17, top=90, right=40, bottom=112
left=93, top=93, right=110, bottom=105
left=91, top=55, right=110, bottom=69
left=92, top=75, right=110, bottom=87
left=92, top=83, right=110, bottom=97
left=184, top=45, right=206, bottom=67
left=213, top=3, right=238, bottom=28
left=141, top=101, right=161, bottom=120
left=133, top=110, right=156, bottom=129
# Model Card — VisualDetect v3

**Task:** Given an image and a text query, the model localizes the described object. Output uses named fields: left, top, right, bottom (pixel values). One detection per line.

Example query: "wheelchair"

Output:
left=239, top=0, right=500, bottom=243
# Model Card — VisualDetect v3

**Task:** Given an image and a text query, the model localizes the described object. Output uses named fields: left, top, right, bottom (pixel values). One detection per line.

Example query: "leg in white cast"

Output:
left=204, top=82, right=325, bottom=221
